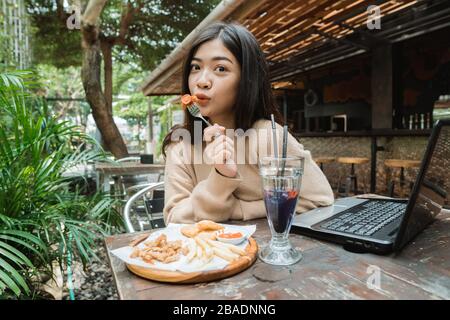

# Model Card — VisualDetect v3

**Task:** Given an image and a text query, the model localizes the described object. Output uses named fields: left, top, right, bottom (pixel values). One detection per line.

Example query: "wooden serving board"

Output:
left=126, top=237, right=258, bottom=284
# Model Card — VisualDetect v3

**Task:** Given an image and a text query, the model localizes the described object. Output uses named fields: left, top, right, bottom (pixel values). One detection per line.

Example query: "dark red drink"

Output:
left=263, top=189, right=299, bottom=233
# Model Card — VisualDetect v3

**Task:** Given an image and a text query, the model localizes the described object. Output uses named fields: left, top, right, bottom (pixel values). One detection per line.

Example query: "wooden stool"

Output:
left=337, top=157, right=369, bottom=196
left=384, top=159, right=421, bottom=197
left=314, top=157, right=335, bottom=171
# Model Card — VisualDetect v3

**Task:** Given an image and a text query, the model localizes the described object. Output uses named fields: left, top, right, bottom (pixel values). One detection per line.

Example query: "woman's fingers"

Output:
left=213, top=139, right=233, bottom=156
left=204, top=124, right=225, bottom=142
left=204, top=135, right=235, bottom=165
left=214, top=149, right=232, bottom=164
left=207, top=134, right=233, bottom=152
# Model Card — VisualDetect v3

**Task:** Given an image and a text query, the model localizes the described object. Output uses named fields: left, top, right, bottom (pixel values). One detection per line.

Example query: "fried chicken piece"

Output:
left=197, top=220, right=224, bottom=231
left=181, top=225, right=200, bottom=238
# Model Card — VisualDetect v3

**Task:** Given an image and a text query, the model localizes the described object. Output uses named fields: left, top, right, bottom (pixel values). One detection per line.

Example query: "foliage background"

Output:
left=0, top=71, right=122, bottom=299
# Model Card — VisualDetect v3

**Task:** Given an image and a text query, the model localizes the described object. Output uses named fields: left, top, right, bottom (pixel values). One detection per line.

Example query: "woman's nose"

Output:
left=197, top=71, right=212, bottom=89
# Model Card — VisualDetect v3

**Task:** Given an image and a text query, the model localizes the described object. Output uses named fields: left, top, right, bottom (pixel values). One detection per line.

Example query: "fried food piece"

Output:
left=129, top=233, right=188, bottom=264
left=197, top=230, right=217, bottom=240
left=181, top=225, right=200, bottom=238
left=142, top=255, right=154, bottom=264
left=130, top=247, right=140, bottom=258
left=197, top=220, right=224, bottom=232
left=163, top=254, right=179, bottom=263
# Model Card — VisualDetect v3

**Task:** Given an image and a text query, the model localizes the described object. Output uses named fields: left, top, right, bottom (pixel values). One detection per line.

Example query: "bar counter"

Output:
left=293, top=129, right=434, bottom=195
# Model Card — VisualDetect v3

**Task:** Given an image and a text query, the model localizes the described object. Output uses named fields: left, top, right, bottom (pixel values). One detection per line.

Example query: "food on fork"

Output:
left=181, top=94, right=199, bottom=109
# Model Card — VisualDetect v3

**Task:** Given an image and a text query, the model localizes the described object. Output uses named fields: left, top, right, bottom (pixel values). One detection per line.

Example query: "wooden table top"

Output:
left=384, top=159, right=422, bottom=169
left=94, top=162, right=165, bottom=175
left=104, top=208, right=450, bottom=300
left=314, top=157, right=336, bottom=164
left=337, top=157, right=370, bottom=165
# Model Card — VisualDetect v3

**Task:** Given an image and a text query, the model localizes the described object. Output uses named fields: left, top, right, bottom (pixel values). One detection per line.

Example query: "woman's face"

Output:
left=188, top=39, right=241, bottom=123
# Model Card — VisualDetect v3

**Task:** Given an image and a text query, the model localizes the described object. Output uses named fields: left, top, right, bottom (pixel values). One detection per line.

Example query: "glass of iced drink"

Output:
left=258, top=156, right=304, bottom=265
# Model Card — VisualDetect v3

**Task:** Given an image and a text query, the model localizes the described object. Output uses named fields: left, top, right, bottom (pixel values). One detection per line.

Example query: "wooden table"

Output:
left=94, top=162, right=165, bottom=193
left=104, top=208, right=450, bottom=300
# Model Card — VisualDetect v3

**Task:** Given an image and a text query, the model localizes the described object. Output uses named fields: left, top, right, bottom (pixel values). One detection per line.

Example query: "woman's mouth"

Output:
left=194, top=94, right=211, bottom=106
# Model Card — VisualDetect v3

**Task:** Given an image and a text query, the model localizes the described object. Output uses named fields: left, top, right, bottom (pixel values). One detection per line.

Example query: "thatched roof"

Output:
left=141, top=0, right=450, bottom=96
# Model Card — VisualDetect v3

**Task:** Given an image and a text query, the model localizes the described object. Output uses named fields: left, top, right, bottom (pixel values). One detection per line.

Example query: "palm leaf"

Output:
left=0, top=241, right=34, bottom=268
left=0, top=259, right=28, bottom=296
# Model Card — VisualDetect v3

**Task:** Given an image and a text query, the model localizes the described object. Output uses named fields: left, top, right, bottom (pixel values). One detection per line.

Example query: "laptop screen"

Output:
left=395, top=121, right=449, bottom=251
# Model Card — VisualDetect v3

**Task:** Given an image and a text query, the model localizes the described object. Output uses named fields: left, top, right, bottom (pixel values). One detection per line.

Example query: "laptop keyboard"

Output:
left=319, top=201, right=407, bottom=237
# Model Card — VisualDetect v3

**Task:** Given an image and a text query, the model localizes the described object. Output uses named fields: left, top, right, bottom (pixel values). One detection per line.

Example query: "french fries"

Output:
left=185, top=238, right=196, bottom=263
left=194, top=236, right=213, bottom=259
left=206, top=239, right=246, bottom=256
left=196, top=243, right=203, bottom=259
left=181, top=235, right=246, bottom=265
left=211, top=247, right=239, bottom=262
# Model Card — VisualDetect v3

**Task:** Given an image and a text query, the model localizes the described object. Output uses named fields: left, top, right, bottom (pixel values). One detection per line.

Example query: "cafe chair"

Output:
left=314, top=156, right=335, bottom=171
left=116, top=156, right=141, bottom=162
left=123, top=182, right=165, bottom=233
left=115, top=156, right=161, bottom=200
left=336, top=157, right=369, bottom=196
left=384, top=159, right=421, bottom=198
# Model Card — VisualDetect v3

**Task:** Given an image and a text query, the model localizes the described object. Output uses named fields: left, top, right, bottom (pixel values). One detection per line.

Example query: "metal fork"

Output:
left=187, top=103, right=222, bottom=139
left=186, top=103, right=213, bottom=127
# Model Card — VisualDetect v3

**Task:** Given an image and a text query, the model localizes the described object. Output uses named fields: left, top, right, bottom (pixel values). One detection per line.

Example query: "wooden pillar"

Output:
left=283, top=90, right=288, bottom=124
left=371, top=45, right=394, bottom=129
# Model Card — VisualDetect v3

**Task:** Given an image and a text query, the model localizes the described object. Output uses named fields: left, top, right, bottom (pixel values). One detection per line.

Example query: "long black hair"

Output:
left=162, top=21, right=283, bottom=157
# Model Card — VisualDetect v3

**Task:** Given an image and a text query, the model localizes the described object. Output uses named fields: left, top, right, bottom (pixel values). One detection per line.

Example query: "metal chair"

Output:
left=123, top=182, right=165, bottom=233
left=114, top=156, right=160, bottom=200
left=116, top=156, right=141, bottom=163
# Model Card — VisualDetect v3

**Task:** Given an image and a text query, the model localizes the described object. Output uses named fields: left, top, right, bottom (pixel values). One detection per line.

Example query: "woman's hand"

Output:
left=204, top=124, right=238, bottom=178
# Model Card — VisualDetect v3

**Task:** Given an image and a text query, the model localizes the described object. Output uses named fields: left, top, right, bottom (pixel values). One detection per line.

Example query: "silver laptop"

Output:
left=291, top=119, right=449, bottom=254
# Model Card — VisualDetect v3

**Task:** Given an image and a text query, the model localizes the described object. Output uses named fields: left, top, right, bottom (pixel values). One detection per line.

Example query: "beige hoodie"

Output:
left=163, top=119, right=334, bottom=224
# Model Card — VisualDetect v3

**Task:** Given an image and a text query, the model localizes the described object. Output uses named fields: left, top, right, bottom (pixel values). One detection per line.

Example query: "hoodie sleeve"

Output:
left=163, top=142, right=243, bottom=224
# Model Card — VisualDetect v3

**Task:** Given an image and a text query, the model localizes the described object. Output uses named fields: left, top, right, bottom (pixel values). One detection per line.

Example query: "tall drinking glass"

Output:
left=258, top=156, right=304, bottom=265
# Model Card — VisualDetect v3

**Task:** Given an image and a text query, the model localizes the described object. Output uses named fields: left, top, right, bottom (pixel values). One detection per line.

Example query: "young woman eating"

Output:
left=162, top=22, right=334, bottom=224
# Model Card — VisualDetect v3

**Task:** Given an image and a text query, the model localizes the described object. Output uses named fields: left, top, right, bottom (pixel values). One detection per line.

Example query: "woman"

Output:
left=162, top=22, right=334, bottom=224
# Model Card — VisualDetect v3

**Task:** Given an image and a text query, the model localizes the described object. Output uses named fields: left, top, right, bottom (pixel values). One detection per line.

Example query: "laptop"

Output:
left=291, top=119, right=449, bottom=255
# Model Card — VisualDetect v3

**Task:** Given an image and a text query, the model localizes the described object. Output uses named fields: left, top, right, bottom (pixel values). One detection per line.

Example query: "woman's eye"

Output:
left=190, top=64, right=200, bottom=71
left=215, top=66, right=226, bottom=72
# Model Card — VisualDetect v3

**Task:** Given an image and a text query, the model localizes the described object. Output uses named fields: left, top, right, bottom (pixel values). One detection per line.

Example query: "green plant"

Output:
left=0, top=70, right=123, bottom=299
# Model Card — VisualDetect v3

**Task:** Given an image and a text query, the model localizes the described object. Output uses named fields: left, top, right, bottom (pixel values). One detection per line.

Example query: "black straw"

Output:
left=270, top=114, right=278, bottom=158
left=280, top=125, right=288, bottom=179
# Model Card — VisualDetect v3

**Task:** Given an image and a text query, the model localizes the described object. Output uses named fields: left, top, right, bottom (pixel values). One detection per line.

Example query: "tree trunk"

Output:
left=147, top=97, right=153, bottom=142
left=81, top=17, right=128, bottom=158
left=100, top=40, right=113, bottom=115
